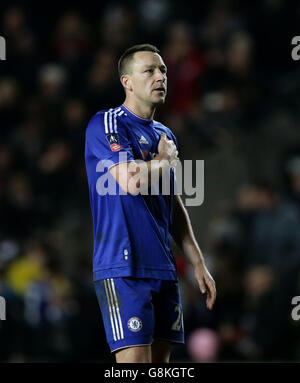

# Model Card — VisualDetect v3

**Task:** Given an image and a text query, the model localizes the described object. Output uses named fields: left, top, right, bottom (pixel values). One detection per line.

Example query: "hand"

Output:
left=194, top=263, right=216, bottom=310
left=157, top=133, right=179, bottom=166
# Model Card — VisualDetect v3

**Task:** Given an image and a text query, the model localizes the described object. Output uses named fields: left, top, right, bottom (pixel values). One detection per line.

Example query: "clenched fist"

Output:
left=157, top=133, right=179, bottom=166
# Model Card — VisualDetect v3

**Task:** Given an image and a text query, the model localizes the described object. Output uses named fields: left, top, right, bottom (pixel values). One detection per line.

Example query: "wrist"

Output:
left=183, top=245, right=205, bottom=268
left=193, top=259, right=205, bottom=269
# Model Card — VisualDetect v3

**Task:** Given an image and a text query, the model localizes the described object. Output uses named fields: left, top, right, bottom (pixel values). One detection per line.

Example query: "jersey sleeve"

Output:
left=85, top=111, right=135, bottom=168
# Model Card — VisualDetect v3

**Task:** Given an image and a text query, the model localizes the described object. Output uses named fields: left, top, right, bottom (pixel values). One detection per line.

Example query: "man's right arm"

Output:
left=109, top=133, right=179, bottom=194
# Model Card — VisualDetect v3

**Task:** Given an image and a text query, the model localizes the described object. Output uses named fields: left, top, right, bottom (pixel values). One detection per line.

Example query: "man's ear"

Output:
left=120, top=75, right=132, bottom=92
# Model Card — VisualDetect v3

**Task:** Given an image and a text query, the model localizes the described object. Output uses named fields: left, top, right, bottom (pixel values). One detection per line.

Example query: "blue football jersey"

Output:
left=85, top=104, right=178, bottom=281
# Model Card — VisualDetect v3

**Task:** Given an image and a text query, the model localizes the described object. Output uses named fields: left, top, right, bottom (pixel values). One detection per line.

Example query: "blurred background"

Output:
left=1, top=0, right=300, bottom=362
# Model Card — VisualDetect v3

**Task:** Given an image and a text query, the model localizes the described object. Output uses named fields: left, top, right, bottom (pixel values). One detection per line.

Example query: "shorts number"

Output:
left=172, top=305, right=182, bottom=331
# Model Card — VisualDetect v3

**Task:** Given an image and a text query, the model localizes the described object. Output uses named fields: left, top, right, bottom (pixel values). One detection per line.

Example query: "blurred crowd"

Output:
left=1, top=0, right=300, bottom=362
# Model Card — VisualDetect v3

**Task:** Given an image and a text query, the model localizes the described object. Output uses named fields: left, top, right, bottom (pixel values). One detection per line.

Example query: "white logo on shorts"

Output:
left=127, top=317, right=142, bottom=332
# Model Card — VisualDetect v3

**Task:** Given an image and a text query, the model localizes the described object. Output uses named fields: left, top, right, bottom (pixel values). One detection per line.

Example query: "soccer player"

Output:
left=85, top=44, right=216, bottom=363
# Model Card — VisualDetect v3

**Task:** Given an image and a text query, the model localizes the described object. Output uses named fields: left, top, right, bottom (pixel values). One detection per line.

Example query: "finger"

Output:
left=206, top=288, right=213, bottom=310
left=204, top=276, right=215, bottom=301
left=198, top=278, right=206, bottom=294
left=206, top=281, right=216, bottom=310
left=160, top=133, right=167, bottom=140
left=170, top=149, right=178, bottom=158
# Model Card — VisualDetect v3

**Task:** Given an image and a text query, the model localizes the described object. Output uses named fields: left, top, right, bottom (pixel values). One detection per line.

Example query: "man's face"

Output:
left=126, top=51, right=167, bottom=106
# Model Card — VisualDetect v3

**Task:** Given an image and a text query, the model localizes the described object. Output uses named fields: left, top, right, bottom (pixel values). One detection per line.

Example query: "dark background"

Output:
left=1, top=0, right=300, bottom=362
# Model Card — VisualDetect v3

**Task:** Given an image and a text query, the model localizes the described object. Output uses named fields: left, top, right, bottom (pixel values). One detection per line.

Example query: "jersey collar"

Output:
left=120, top=104, right=153, bottom=126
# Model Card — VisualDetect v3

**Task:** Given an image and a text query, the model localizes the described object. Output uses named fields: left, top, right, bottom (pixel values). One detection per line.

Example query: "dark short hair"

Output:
left=118, top=44, right=160, bottom=77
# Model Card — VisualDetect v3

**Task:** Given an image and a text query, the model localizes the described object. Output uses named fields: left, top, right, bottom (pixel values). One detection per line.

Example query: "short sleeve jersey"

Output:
left=85, top=105, right=178, bottom=281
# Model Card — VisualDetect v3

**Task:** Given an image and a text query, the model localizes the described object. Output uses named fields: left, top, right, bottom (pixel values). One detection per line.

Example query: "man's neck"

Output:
left=123, top=100, right=156, bottom=120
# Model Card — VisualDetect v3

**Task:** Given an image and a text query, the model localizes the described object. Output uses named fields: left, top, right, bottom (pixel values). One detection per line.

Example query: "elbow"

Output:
left=127, top=184, right=139, bottom=195
left=127, top=175, right=149, bottom=195
left=127, top=177, right=141, bottom=195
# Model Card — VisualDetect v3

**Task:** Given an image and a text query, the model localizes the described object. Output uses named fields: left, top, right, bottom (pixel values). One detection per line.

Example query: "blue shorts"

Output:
left=94, top=277, right=185, bottom=353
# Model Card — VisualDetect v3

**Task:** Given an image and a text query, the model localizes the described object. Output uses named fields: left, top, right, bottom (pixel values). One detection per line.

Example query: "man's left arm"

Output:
left=171, top=194, right=217, bottom=310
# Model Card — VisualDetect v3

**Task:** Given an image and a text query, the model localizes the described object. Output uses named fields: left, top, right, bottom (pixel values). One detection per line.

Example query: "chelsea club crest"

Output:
left=127, top=317, right=143, bottom=332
